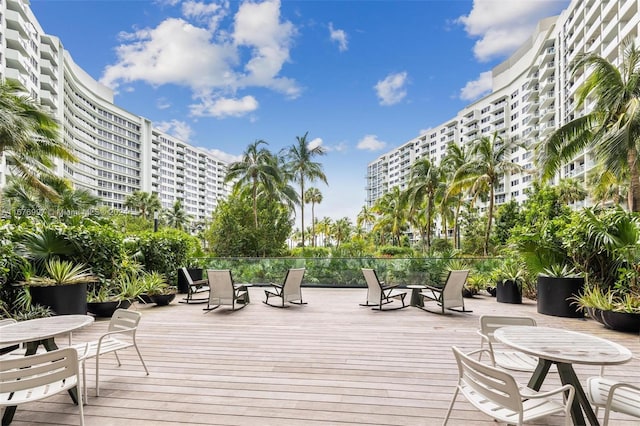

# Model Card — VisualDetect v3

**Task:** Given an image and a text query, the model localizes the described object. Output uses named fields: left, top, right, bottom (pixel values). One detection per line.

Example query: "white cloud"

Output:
left=374, top=72, right=408, bottom=106
left=308, top=137, right=323, bottom=150
left=457, top=0, right=569, bottom=62
left=201, top=147, right=242, bottom=163
left=329, top=22, right=348, bottom=52
left=154, top=119, right=193, bottom=141
left=190, top=95, right=259, bottom=118
left=156, top=97, right=171, bottom=109
left=357, top=135, right=386, bottom=151
left=100, top=0, right=298, bottom=118
left=460, top=70, right=493, bottom=101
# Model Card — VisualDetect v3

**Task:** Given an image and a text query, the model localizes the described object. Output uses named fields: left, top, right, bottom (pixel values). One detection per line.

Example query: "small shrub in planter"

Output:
left=536, top=264, right=584, bottom=318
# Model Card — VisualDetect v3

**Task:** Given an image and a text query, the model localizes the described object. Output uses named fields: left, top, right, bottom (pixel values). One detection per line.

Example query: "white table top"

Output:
left=0, top=315, right=94, bottom=346
left=494, top=326, right=633, bottom=365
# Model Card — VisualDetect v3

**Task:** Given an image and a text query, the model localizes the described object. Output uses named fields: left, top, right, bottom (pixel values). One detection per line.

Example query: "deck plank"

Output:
left=4, top=287, right=640, bottom=425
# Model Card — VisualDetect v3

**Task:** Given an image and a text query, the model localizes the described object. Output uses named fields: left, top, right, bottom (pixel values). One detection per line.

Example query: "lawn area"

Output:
left=7, top=288, right=640, bottom=426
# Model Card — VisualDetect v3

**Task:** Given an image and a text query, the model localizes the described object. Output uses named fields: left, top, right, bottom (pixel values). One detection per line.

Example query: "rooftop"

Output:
left=11, top=288, right=640, bottom=425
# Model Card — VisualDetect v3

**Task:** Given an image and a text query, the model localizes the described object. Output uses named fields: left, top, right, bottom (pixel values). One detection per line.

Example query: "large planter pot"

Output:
left=177, top=268, right=203, bottom=294
left=496, top=280, right=522, bottom=304
left=536, top=276, right=585, bottom=318
left=586, top=307, right=605, bottom=325
left=87, top=299, right=131, bottom=318
left=30, top=283, right=87, bottom=315
left=150, top=293, right=176, bottom=306
left=601, top=310, right=640, bottom=333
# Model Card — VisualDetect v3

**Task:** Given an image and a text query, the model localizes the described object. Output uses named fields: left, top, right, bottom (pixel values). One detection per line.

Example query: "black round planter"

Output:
left=177, top=268, right=203, bottom=294
left=496, top=280, right=522, bottom=304
left=30, top=283, right=87, bottom=315
left=87, top=299, right=131, bottom=318
left=138, top=294, right=153, bottom=304
left=601, top=310, right=640, bottom=333
left=150, top=293, right=176, bottom=306
left=536, top=276, right=585, bottom=318
left=586, top=307, right=605, bottom=325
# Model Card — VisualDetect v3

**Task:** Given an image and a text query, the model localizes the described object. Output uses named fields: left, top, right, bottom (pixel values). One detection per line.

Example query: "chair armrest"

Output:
left=424, top=284, right=443, bottom=292
left=606, top=382, right=640, bottom=406
left=191, top=279, right=208, bottom=286
left=381, top=283, right=399, bottom=290
left=521, top=384, right=575, bottom=402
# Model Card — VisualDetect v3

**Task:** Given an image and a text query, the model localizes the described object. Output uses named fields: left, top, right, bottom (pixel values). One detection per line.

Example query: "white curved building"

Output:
left=0, top=0, right=229, bottom=222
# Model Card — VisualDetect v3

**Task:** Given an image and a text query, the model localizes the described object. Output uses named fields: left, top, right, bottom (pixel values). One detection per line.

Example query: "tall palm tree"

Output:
left=316, top=216, right=333, bottom=246
left=406, top=158, right=445, bottom=252
left=538, top=42, right=640, bottom=212
left=451, top=132, right=525, bottom=255
left=304, top=187, right=322, bottom=247
left=442, top=142, right=472, bottom=250
left=332, top=217, right=352, bottom=248
left=356, top=205, right=375, bottom=230
left=587, top=164, right=627, bottom=207
left=124, top=191, right=161, bottom=220
left=163, top=200, right=191, bottom=230
left=225, top=140, right=282, bottom=227
left=0, top=79, right=76, bottom=201
left=557, top=178, right=587, bottom=205
left=283, top=132, right=327, bottom=247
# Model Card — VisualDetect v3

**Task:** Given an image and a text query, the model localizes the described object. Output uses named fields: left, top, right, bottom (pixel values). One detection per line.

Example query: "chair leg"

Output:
left=442, top=387, right=459, bottom=426
left=114, top=351, right=122, bottom=367
left=95, top=356, right=101, bottom=397
left=133, top=343, right=149, bottom=375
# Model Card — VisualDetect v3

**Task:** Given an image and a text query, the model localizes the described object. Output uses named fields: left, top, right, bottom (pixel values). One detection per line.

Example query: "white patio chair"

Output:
left=587, top=352, right=640, bottom=426
left=264, top=268, right=306, bottom=308
left=204, top=269, right=249, bottom=312
left=179, top=267, right=209, bottom=304
left=74, top=308, right=149, bottom=398
left=360, top=268, right=407, bottom=310
left=0, top=347, right=84, bottom=425
left=444, top=346, right=574, bottom=426
left=477, top=315, right=541, bottom=371
left=419, top=270, right=471, bottom=314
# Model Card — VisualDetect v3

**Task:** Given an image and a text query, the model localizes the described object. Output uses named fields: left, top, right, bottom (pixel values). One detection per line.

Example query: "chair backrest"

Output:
left=479, top=315, right=537, bottom=343
left=0, top=347, right=80, bottom=401
left=361, top=268, right=383, bottom=305
left=108, top=308, right=142, bottom=335
left=451, top=346, right=523, bottom=419
left=441, top=270, right=469, bottom=309
left=180, top=267, right=195, bottom=285
left=282, top=268, right=305, bottom=302
left=207, top=269, right=236, bottom=303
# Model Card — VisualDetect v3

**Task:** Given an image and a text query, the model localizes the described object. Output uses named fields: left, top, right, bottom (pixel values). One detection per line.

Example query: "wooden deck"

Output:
left=6, top=288, right=640, bottom=425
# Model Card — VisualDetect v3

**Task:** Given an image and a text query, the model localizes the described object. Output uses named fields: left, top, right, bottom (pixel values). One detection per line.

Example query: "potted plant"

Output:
left=493, top=260, right=525, bottom=304
left=87, top=281, right=132, bottom=318
left=22, top=259, right=95, bottom=315
left=536, top=263, right=585, bottom=318
left=140, top=272, right=176, bottom=306
left=571, top=286, right=640, bottom=332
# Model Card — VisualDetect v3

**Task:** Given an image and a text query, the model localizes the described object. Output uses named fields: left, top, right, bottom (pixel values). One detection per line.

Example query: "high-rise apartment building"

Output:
left=0, top=0, right=229, bottom=222
left=366, top=0, right=639, bottom=214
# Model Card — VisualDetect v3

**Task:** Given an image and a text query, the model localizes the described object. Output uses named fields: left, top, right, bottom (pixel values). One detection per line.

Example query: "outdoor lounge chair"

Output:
left=74, top=308, right=149, bottom=399
left=0, top=347, right=85, bottom=425
left=263, top=268, right=306, bottom=308
left=477, top=315, right=540, bottom=372
left=179, top=267, right=209, bottom=304
left=419, top=269, right=471, bottom=314
left=204, top=269, right=249, bottom=312
left=360, top=268, right=407, bottom=310
left=444, top=346, right=574, bottom=426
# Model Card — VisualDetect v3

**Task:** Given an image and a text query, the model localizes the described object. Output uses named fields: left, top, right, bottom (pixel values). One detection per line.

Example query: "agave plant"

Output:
left=24, top=258, right=96, bottom=287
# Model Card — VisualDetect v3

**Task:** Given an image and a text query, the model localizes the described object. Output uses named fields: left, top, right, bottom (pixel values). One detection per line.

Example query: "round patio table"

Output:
left=494, top=325, right=632, bottom=425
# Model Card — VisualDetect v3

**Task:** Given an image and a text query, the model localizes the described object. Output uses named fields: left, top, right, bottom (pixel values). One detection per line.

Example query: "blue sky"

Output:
left=30, top=0, right=569, bottom=229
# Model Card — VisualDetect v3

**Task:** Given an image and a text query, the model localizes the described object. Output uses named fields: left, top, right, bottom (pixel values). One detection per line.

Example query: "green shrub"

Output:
left=134, top=229, right=200, bottom=284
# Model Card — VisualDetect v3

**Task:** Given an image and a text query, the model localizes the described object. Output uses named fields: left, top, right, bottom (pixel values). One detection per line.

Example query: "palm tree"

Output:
left=304, top=187, right=322, bottom=247
left=283, top=132, right=327, bottom=247
left=124, top=191, right=161, bottom=220
left=356, top=205, right=375, bottom=230
left=587, top=165, right=627, bottom=207
left=406, top=158, right=444, bottom=252
left=163, top=200, right=191, bottom=230
left=332, top=217, right=352, bottom=248
left=0, top=79, right=77, bottom=201
left=371, top=186, right=407, bottom=246
left=557, top=178, right=587, bottom=205
left=316, top=216, right=333, bottom=247
left=537, top=42, right=640, bottom=212
left=451, top=132, right=525, bottom=255
left=225, top=140, right=282, bottom=227
left=442, top=142, right=472, bottom=250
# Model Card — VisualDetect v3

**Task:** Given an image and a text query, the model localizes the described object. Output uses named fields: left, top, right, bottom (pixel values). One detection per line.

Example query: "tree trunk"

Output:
left=484, top=187, right=495, bottom=256
left=300, top=180, right=305, bottom=247
left=311, top=202, right=316, bottom=247
left=628, top=148, right=640, bottom=212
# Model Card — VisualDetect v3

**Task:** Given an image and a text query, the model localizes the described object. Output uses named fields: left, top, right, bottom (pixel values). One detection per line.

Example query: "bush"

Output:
left=133, top=229, right=200, bottom=284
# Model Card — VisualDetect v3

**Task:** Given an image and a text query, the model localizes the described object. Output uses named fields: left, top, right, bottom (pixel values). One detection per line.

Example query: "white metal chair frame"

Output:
left=179, top=267, right=209, bottom=304
left=74, top=308, right=149, bottom=399
left=587, top=373, right=640, bottom=425
left=264, top=268, right=306, bottom=308
left=477, top=315, right=541, bottom=372
left=0, top=347, right=84, bottom=425
left=204, top=269, right=249, bottom=312
left=360, top=268, right=407, bottom=310
left=444, top=346, right=574, bottom=426
left=419, top=270, right=471, bottom=314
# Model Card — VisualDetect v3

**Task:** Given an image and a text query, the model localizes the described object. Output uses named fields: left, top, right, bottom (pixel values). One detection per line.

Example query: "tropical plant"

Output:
left=406, top=158, right=445, bottom=252
left=283, top=132, right=327, bottom=247
left=305, top=187, right=322, bottom=247
left=23, top=258, right=96, bottom=287
left=163, top=200, right=191, bottom=231
left=0, top=79, right=76, bottom=202
left=493, top=259, right=526, bottom=287
left=442, top=142, right=472, bottom=250
left=450, top=132, right=525, bottom=255
left=124, top=191, right=161, bottom=220
left=538, top=41, right=640, bottom=212
left=541, top=263, right=581, bottom=278
left=371, top=187, right=407, bottom=246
